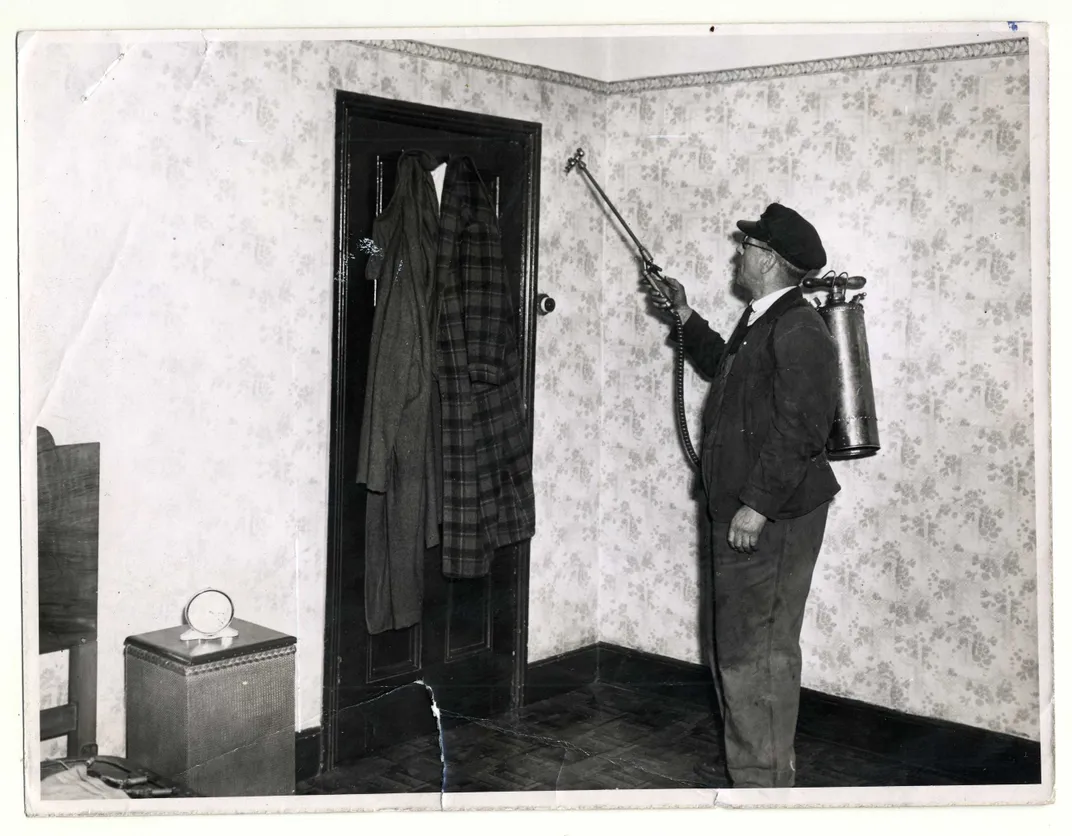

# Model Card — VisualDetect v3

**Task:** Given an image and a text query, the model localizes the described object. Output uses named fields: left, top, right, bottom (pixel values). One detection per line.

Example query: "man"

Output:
left=646, top=203, right=841, bottom=788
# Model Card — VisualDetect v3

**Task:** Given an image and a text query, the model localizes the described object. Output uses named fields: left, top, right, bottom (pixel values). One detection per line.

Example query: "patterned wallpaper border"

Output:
left=606, top=37, right=1030, bottom=93
left=353, top=37, right=1029, bottom=93
left=353, top=38, right=608, bottom=93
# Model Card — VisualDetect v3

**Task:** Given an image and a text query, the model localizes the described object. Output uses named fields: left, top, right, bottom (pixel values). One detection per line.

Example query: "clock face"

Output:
left=185, top=589, right=235, bottom=635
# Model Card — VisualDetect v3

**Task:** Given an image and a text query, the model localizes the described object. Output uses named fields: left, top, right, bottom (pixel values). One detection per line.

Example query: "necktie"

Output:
left=724, top=304, right=754, bottom=356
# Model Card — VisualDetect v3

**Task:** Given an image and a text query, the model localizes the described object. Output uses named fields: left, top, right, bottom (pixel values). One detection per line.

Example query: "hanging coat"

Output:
left=435, top=156, right=536, bottom=578
left=355, top=150, right=442, bottom=634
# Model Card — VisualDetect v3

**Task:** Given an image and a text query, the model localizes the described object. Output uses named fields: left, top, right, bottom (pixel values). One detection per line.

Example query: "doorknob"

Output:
left=536, top=293, right=556, bottom=315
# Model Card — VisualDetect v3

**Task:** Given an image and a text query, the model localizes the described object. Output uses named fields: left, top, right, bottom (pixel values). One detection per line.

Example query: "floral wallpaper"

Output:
left=598, top=53, right=1038, bottom=739
left=21, top=36, right=604, bottom=758
left=22, top=34, right=1039, bottom=763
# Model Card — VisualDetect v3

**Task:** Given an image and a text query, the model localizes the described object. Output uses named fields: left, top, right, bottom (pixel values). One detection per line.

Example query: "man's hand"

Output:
left=728, top=505, right=767, bottom=553
left=643, top=270, right=692, bottom=324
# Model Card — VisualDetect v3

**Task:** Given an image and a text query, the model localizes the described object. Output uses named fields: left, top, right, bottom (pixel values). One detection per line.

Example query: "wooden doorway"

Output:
left=321, top=91, right=541, bottom=772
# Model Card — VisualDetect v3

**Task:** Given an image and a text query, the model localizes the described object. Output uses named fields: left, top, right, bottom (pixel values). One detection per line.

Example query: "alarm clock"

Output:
left=180, top=588, right=239, bottom=641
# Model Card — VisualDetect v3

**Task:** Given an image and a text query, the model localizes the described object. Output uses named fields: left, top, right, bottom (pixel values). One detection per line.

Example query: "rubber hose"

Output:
left=671, top=311, right=701, bottom=470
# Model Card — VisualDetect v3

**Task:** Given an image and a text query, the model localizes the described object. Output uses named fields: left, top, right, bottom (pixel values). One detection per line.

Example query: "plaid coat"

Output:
left=435, top=157, right=536, bottom=578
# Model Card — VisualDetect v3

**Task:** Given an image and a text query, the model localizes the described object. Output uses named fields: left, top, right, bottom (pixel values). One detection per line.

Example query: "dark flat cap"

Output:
left=737, top=203, right=826, bottom=272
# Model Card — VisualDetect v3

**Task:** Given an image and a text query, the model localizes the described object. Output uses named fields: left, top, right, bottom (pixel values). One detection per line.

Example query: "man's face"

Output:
left=734, top=236, right=772, bottom=297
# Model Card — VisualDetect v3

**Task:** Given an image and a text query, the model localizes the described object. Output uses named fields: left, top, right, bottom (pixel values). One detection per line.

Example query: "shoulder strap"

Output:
left=765, top=296, right=828, bottom=365
left=766, top=306, right=781, bottom=365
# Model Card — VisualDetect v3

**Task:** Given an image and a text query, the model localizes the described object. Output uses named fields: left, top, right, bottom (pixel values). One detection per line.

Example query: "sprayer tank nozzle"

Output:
left=565, top=147, right=586, bottom=173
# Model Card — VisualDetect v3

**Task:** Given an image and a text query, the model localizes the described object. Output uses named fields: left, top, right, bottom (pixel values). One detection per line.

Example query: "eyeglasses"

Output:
left=741, top=240, right=773, bottom=253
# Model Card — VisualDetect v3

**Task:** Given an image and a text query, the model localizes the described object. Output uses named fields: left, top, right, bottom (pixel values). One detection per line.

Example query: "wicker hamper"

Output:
left=124, top=619, right=296, bottom=797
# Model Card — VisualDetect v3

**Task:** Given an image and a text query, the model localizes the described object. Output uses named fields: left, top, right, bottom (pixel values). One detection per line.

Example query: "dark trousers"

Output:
left=704, top=501, right=830, bottom=788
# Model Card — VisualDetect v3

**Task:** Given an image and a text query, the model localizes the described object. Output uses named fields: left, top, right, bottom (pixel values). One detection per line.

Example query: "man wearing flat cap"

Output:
left=646, top=203, right=841, bottom=789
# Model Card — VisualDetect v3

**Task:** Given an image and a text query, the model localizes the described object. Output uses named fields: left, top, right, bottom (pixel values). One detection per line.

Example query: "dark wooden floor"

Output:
left=299, top=682, right=974, bottom=794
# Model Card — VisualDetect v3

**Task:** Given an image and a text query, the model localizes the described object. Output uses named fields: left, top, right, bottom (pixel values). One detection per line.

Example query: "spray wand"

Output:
left=565, top=147, right=701, bottom=470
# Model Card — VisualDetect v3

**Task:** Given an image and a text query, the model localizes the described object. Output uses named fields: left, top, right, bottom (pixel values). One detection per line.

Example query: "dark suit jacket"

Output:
left=681, top=287, right=841, bottom=522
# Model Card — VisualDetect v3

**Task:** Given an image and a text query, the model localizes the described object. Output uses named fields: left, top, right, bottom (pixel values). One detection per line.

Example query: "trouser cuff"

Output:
left=728, top=766, right=796, bottom=789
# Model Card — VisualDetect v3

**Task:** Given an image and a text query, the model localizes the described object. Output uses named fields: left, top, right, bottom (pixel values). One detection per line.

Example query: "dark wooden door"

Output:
left=322, top=92, right=541, bottom=770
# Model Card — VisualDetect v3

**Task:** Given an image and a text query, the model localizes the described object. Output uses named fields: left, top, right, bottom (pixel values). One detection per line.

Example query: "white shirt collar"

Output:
left=747, top=286, right=795, bottom=325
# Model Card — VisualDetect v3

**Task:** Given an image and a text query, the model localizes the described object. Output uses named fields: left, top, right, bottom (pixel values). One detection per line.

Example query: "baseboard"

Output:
left=295, top=728, right=322, bottom=785
left=793, top=687, right=1042, bottom=785
left=595, top=643, right=717, bottom=711
left=526, top=641, right=1042, bottom=785
left=523, top=644, right=600, bottom=706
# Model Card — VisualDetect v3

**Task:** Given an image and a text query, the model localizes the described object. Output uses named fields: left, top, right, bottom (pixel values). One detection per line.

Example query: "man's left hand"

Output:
left=728, top=505, right=767, bottom=553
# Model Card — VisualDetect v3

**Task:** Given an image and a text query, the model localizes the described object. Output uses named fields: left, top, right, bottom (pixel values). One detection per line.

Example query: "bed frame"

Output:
left=37, top=426, right=99, bottom=760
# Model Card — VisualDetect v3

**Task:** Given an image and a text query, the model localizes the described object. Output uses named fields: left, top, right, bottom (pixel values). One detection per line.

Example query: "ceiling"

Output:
left=420, top=24, right=1028, bottom=82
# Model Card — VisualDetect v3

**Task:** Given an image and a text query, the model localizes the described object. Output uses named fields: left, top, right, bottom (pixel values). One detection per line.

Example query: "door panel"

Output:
left=323, top=93, right=541, bottom=770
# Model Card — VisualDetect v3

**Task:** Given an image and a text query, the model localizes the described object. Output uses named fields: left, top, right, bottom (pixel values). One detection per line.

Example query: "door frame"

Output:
left=320, top=90, right=542, bottom=773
